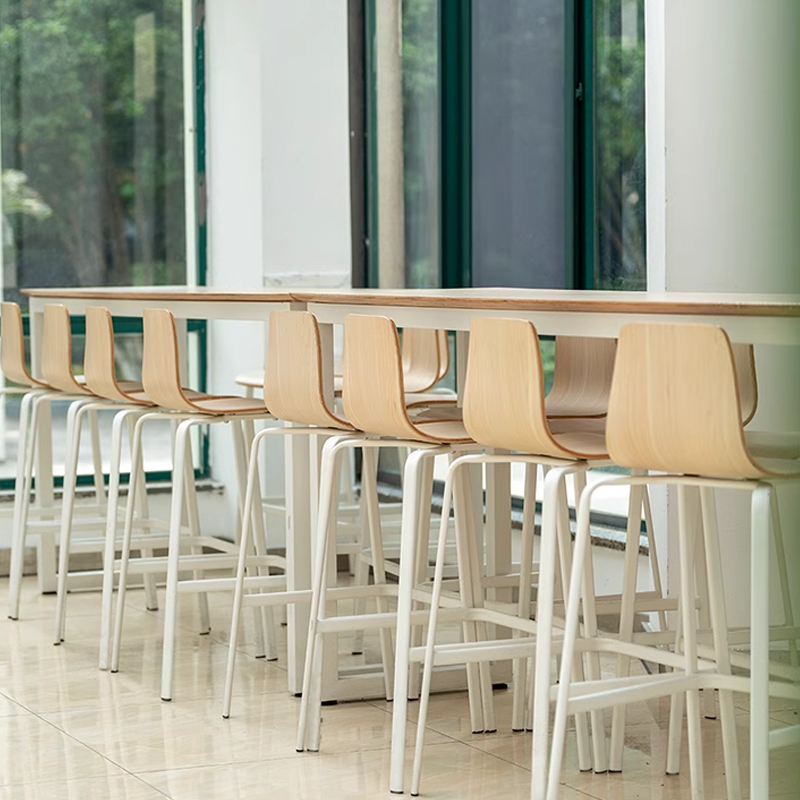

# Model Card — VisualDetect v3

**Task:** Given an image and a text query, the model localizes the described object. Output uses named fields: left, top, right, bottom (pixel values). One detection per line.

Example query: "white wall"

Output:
left=260, top=0, right=352, bottom=290
left=205, top=0, right=352, bottom=536
left=653, top=0, right=800, bottom=627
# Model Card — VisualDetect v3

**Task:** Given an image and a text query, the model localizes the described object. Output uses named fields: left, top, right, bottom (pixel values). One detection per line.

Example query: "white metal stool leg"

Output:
left=750, top=483, right=772, bottom=800
left=450, top=461, right=487, bottom=734
left=665, top=595, right=685, bottom=776
left=110, top=412, right=150, bottom=672
left=389, top=446, right=447, bottom=794
left=7, top=390, right=46, bottom=619
left=242, top=416, right=276, bottom=661
left=699, top=486, right=742, bottom=800
left=130, top=411, right=160, bottom=613
left=608, top=482, right=647, bottom=771
left=99, top=408, right=149, bottom=669
left=555, top=473, right=592, bottom=773
left=350, top=448, right=378, bottom=657
left=53, top=399, right=87, bottom=644
left=182, top=422, right=210, bottom=637
left=640, top=475, right=668, bottom=634
left=362, top=446, right=395, bottom=700
left=161, top=417, right=194, bottom=701
left=87, top=408, right=105, bottom=501
left=530, top=465, right=574, bottom=799
left=410, top=461, right=458, bottom=796
left=222, top=426, right=271, bottom=718
left=770, top=488, right=798, bottom=666
left=512, top=462, right=537, bottom=732
left=677, top=485, right=705, bottom=800
left=408, top=453, right=436, bottom=705
left=297, top=435, right=352, bottom=752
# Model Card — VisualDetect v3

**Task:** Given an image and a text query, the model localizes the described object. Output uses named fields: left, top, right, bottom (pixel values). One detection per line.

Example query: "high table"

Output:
left=23, top=287, right=315, bottom=695
left=22, top=286, right=800, bottom=705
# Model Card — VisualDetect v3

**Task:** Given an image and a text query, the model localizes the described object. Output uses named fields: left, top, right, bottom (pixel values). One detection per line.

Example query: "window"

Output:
left=0, top=0, right=203, bottom=482
left=0, top=0, right=189, bottom=304
left=594, top=0, right=646, bottom=290
left=359, top=0, right=646, bottom=292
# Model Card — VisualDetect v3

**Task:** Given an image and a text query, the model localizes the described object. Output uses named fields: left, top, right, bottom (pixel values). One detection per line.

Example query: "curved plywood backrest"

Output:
left=436, top=329, right=450, bottom=382
left=264, top=311, right=350, bottom=429
left=731, top=343, right=758, bottom=426
left=401, top=328, right=441, bottom=394
left=606, top=323, right=765, bottom=479
left=0, top=302, right=46, bottom=388
left=463, top=317, right=575, bottom=459
left=41, top=304, right=91, bottom=395
left=545, top=336, right=617, bottom=418
left=83, top=306, right=135, bottom=402
left=343, top=315, right=428, bottom=440
left=142, top=308, right=199, bottom=412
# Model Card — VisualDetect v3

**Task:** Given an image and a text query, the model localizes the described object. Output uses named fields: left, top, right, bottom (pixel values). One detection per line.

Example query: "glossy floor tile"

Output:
left=1, top=577, right=798, bottom=799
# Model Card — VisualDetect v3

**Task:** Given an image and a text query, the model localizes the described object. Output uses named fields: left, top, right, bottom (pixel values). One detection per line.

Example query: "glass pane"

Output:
left=471, top=0, right=566, bottom=288
left=0, top=0, right=186, bottom=310
left=0, top=329, right=203, bottom=481
left=402, top=0, right=440, bottom=288
left=595, top=0, right=646, bottom=290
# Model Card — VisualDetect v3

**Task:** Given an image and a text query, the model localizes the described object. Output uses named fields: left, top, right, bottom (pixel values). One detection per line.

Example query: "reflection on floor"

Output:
left=0, top=577, right=797, bottom=799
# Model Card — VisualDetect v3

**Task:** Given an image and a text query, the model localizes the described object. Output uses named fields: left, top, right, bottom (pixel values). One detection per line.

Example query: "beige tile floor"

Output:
left=1, top=577, right=798, bottom=799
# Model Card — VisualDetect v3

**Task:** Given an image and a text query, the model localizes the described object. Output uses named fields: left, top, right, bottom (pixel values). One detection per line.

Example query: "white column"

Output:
left=660, top=0, right=800, bottom=625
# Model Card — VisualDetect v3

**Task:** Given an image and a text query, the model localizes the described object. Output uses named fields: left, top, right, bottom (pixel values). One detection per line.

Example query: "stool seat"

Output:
left=409, top=417, right=471, bottom=442
left=176, top=394, right=267, bottom=414
left=116, top=379, right=143, bottom=393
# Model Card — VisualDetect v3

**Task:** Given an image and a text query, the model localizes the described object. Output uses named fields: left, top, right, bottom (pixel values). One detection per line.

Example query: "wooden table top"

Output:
left=298, top=288, right=800, bottom=317
left=22, top=286, right=800, bottom=317
left=23, top=285, right=298, bottom=303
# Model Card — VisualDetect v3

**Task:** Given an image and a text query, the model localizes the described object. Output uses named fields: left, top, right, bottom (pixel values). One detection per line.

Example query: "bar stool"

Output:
left=52, top=306, right=174, bottom=658
left=2, top=300, right=55, bottom=618
left=543, top=322, right=800, bottom=800
left=235, top=326, right=455, bottom=580
left=108, top=308, right=277, bottom=700
left=4, top=302, right=106, bottom=620
left=296, top=314, right=477, bottom=761
left=221, top=309, right=394, bottom=717
left=404, top=318, right=612, bottom=796
left=236, top=326, right=452, bottom=399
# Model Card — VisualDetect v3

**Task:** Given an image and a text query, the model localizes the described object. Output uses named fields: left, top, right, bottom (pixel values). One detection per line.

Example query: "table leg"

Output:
left=485, top=457, right=512, bottom=681
left=285, top=424, right=312, bottom=696
left=284, top=320, right=333, bottom=695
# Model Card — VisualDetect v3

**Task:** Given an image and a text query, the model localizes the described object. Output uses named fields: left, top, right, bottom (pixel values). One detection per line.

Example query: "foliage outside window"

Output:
left=401, top=0, right=440, bottom=289
left=594, top=0, right=646, bottom=290
left=0, top=0, right=186, bottom=309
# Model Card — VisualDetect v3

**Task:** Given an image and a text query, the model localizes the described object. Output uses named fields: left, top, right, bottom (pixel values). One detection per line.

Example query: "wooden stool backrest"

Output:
left=545, top=336, right=617, bottom=417
left=732, top=343, right=758, bottom=426
left=41, top=304, right=91, bottom=395
left=436, top=330, right=450, bottom=382
left=463, top=317, right=574, bottom=459
left=343, top=314, right=430, bottom=440
left=83, top=306, right=137, bottom=402
left=0, top=301, right=46, bottom=388
left=265, top=311, right=350, bottom=428
left=607, top=323, right=764, bottom=479
left=142, top=308, right=198, bottom=412
left=401, top=328, right=441, bottom=394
